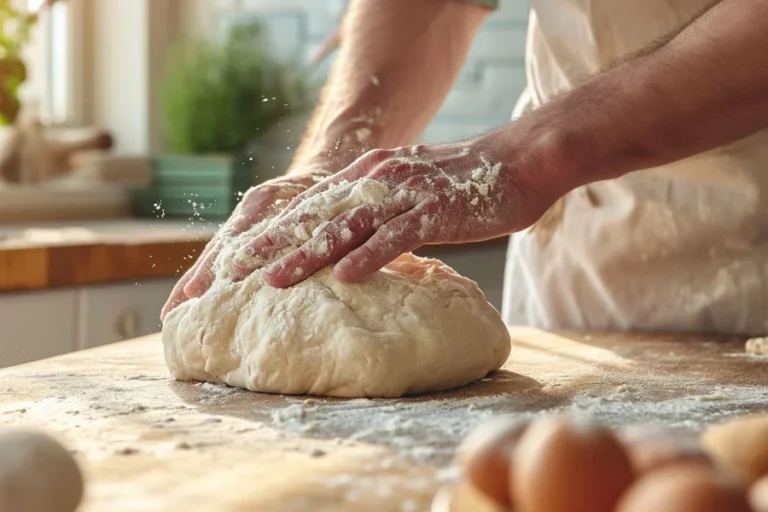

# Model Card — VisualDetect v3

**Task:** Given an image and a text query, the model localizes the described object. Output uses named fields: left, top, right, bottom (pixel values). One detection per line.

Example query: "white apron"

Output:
left=502, top=0, right=768, bottom=335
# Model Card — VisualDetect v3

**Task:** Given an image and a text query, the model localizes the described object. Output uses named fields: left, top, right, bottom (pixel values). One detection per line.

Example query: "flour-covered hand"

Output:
left=232, top=142, right=551, bottom=288
left=160, top=169, right=330, bottom=321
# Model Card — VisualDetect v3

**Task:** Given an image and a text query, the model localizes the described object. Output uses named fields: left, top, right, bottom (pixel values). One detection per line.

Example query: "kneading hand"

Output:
left=231, top=142, right=552, bottom=288
left=160, top=169, right=330, bottom=321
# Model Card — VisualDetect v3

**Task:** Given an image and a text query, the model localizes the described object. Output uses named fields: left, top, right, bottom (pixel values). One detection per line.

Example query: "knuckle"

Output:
left=364, top=148, right=393, bottom=164
left=419, top=201, right=442, bottom=215
left=293, top=247, right=311, bottom=264
left=371, top=162, right=407, bottom=180
left=348, top=208, right=375, bottom=231
left=240, top=186, right=262, bottom=204
left=403, top=174, right=427, bottom=188
left=354, top=243, right=378, bottom=262
left=258, top=232, right=275, bottom=248
left=320, top=230, right=343, bottom=255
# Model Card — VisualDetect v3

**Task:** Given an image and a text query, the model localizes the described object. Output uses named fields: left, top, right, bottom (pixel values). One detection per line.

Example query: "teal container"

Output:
left=133, top=154, right=253, bottom=219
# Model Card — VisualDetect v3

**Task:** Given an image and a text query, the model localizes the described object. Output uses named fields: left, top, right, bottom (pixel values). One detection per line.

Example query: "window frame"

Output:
left=25, top=0, right=87, bottom=126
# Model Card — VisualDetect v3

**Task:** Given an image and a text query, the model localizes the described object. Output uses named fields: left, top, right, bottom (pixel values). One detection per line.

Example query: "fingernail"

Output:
left=335, top=258, right=353, bottom=272
left=263, top=262, right=281, bottom=276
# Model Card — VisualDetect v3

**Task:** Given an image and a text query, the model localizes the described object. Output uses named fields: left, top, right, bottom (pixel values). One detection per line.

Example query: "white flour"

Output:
left=207, top=380, right=768, bottom=468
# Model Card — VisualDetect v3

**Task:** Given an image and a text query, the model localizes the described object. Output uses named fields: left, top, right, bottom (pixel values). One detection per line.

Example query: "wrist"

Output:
left=288, top=134, right=376, bottom=178
left=288, top=103, right=387, bottom=176
left=477, top=108, right=603, bottom=207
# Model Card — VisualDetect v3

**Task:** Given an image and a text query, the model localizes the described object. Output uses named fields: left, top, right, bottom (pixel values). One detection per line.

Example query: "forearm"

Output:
left=288, top=0, right=490, bottom=174
left=492, top=0, right=768, bottom=199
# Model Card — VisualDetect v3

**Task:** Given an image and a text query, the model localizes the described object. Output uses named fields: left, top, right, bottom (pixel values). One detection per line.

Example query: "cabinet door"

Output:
left=77, top=278, right=177, bottom=349
left=0, top=289, right=78, bottom=368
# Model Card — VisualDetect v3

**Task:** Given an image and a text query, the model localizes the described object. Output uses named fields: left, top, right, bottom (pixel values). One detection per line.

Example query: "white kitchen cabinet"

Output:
left=0, top=289, right=78, bottom=368
left=76, top=278, right=177, bottom=349
left=0, top=277, right=178, bottom=368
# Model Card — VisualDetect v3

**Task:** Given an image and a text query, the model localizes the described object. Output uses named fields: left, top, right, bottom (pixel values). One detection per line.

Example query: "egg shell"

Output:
left=623, top=430, right=711, bottom=474
left=700, top=413, right=768, bottom=484
left=511, top=416, right=635, bottom=512
left=615, top=464, right=751, bottom=512
left=457, top=417, right=529, bottom=507
left=750, top=474, right=768, bottom=512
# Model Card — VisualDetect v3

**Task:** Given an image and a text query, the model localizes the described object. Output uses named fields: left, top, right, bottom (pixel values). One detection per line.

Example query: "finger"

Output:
left=333, top=211, right=429, bottom=282
left=271, top=149, right=393, bottom=221
left=185, top=189, right=282, bottom=293
left=232, top=181, right=364, bottom=272
left=231, top=210, right=327, bottom=274
left=161, top=277, right=193, bottom=322
left=260, top=202, right=408, bottom=288
left=167, top=175, right=327, bottom=309
left=238, top=150, right=396, bottom=258
left=183, top=252, right=217, bottom=298
left=160, top=256, right=204, bottom=321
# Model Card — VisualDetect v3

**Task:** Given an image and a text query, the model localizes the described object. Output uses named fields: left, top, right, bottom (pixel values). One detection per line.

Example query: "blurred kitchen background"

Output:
left=0, top=0, right=530, bottom=367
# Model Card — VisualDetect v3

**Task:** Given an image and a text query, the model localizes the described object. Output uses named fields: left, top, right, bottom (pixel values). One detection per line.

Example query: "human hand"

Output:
left=160, top=169, right=330, bottom=321
left=231, top=142, right=553, bottom=288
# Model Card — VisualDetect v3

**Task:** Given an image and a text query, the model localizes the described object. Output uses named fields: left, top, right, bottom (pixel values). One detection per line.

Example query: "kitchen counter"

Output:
left=0, top=220, right=217, bottom=293
left=0, top=328, right=764, bottom=511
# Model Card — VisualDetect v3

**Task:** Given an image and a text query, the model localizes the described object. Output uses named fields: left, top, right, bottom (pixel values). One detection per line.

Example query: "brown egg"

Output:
left=621, top=428, right=712, bottom=474
left=701, top=413, right=768, bottom=484
left=750, top=475, right=768, bottom=512
left=457, top=417, right=530, bottom=507
left=511, top=416, right=635, bottom=512
left=615, top=464, right=751, bottom=512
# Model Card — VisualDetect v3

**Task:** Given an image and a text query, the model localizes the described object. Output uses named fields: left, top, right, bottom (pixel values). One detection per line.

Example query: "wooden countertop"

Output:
left=0, top=328, right=765, bottom=511
left=0, top=220, right=217, bottom=292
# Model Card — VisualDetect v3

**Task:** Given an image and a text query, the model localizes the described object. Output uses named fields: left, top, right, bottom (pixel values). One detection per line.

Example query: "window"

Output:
left=22, top=0, right=73, bottom=124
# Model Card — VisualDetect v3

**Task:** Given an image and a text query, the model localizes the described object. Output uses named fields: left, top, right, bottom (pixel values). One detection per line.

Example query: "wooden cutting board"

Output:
left=0, top=328, right=765, bottom=512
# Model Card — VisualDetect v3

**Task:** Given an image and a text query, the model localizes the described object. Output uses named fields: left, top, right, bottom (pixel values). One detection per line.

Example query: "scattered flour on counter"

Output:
left=239, top=380, right=768, bottom=468
left=272, top=404, right=307, bottom=424
left=564, top=384, right=768, bottom=431
left=196, top=382, right=236, bottom=395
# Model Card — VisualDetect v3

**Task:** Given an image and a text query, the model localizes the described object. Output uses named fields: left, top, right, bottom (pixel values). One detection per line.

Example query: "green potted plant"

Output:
left=134, top=22, right=307, bottom=220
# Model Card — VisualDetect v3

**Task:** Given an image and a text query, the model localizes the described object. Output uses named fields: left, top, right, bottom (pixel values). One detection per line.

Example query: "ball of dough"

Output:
left=512, top=416, right=635, bottom=512
left=162, top=180, right=511, bottom=398
left=615, top=464, right=751, bottom=512
left=0, top=430, right=84, bottom=512
left=700, top=413, right=768, bottom=484
left=457, top=417, right=529, bottom=506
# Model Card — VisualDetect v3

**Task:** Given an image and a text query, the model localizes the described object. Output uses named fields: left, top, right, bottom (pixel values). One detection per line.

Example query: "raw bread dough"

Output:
left=0, top=430, right=84, bottom=512
left=746, top=337, right=768, bottom=355
left=162, top=179, right=511, bottom=398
